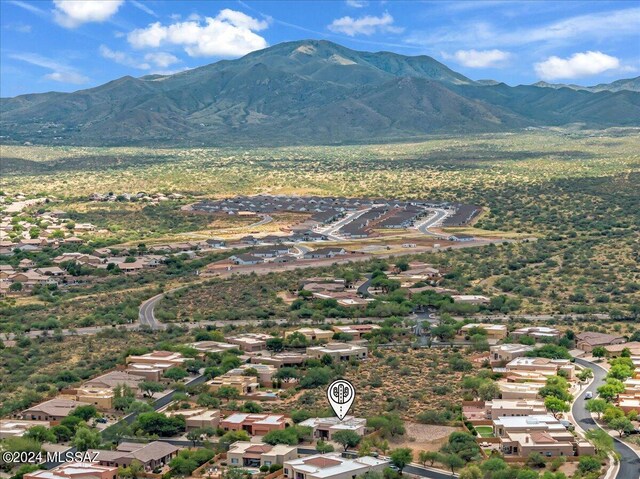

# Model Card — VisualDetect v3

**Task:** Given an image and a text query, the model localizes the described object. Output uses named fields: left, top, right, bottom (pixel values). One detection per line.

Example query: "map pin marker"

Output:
left=327, top=379, right=355, bottom=421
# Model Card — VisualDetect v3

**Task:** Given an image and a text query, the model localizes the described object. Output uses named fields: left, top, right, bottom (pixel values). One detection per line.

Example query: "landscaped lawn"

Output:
left=475, top=426, right=495, bottom=437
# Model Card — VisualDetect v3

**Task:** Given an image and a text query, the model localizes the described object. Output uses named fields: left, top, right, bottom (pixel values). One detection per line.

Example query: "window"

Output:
left=264, top=462, right=271, bottom=466
left=231, top=459, right=238, bottom=464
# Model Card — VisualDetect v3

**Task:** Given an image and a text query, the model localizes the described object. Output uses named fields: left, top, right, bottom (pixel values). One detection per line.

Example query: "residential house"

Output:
left=298, top=416, right=366, bottom=440
left=451, top=295, right=490, bottom=305
left=498, top=382, right=545, bottom=400
left=0, top=420, right=50, bottom=439
left=220, top=413, right=288, bottom=436
left=458, top=323, right=507, bottom=340
left=489, top=344, right=535, bottom=366
left=505, top=357, right=575, bottom=380
left=24, top=463, right=118, bottom=479
left=89, top=441, right=179, bottom=470
left=306, top=343, right=367, bottom=362
left=303, top=248, right=347, bottom=259
left=576, top=332, right=626, bottom=352
left=82, top=371, right=144, bottom=396
left=208, top=375, right=260, bottom=396
left=250, top=353, right=309, bottom=369
left=283, top=453, right=389, bottom=479
left=494, top=415, right=593, bottom=457
left=484, top=399, right=547, bottom=419
left=22, top=398, right=92, bottom=422
left=226, top=334, right=270, bottom=352
left=227, top=442, right=297, bottom=468
left=510, top=327, right=561, bottom=341
left=165, top=408, right=220, bottom=431
left=231, top=254, right=263, bottom=265
left=332, top=324, right=380, bottom=340
left=75, top=387, right=114, bottom=410
left=227, top=363, right=278, bottom=386
left=286, top=328, right=334, bottom=342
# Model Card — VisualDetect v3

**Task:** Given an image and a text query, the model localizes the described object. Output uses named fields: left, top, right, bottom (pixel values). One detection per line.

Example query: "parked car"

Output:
left=585, top=391, right=593, bottom=399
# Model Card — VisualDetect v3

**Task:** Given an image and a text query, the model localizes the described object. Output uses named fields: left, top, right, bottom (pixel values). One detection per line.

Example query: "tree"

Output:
left=585, top=429, right=614, bottom=455
left=544, top=396, right=570, bottom=419
left=585, top=399, right=607, bottom=419
left=266, top=337, right=285, bottom=352
left=577, top=456, right=602, bottom=474
left=216, top=385, right=240, bottom=402
left=441, top=432, right=481, bottom=462
left=50, top=425, right=73, bottom=442
left=118, top=460, right=144, bottom=479
left=139, top=381, right=164, bottom=397
left=608, top=417, right=633, bottom=437
left=332, top=430, right=362, bottom=451
left=458, top=465, right=482, bottom=479
left=478, top=381, right=501, bottom=401
left=577, top=368, right=593, bottom=382
left=526, top=452, right=546, bottom=468
left=70, top=405, right=98, bottom=421
left=418, top=451, right=439, bottom=467
left=164, top=367, right=188, bottom=381
left=390, top=448, right=413, bottom=474
left=9, top=281, right=23, bottom=292
left=136, top=412, right=185, bottom=437
left=316, top=440, right=335, bottom=453
left=592, top=346, right=607, bottom=358
left=441, top=454, right=465, bottom=474
left=73, top=427, right=101, bottom=451
left=24, top=425, right=56, bottom=443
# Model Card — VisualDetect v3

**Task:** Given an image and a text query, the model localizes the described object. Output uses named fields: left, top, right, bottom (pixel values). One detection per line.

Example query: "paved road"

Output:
left=573, top=358, right=640, bottom=479
left=138, top=291, right=168, bottom=330
left=415, top=208, right=450, bottom=236
left=357, top=275, right=373, bottom=298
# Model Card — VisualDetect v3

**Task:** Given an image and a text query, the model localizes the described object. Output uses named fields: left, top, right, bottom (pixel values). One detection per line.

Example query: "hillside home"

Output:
left=220, top=413, right=288, bottom=436
left=298, top=416, right=366, bottom=440
left=228, top=442, right=297, bottom=468
left=283, top=453, right=389, bottom=479
left=306, top=342, right=367, bottom=362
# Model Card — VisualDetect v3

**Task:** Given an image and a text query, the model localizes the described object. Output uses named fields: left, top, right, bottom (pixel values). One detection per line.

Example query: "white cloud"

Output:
left=444, top=49, right=511, bottom=68
left=44, top=71, right=90, bottom=84
left=346, top=0, right=368, bottom=7
left=534, top=51, right=621, bottom=80
left=99, top=45, right=150, bottom=69
left=144, top=52, right=179, bottom=68
left=127, top=9, right=269, bottom=57
left=53, top=0, right=124, bottom=28
left=405, top=7, right=640, bottom=49
left=100, top=45, right=180, bottom=70
left=10, top=52, right=89, bottom=84
left=328, top=12, right=403, bottom=37
left=130, top=0, right=157, bottom=17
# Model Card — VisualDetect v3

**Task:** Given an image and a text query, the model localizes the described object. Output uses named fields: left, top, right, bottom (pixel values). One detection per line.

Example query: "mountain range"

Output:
left=1, top=40, right=639, bottom=146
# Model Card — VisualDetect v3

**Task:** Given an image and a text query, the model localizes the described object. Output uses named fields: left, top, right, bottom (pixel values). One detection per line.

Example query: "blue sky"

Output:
left=1, top=0, right=639, bottom=97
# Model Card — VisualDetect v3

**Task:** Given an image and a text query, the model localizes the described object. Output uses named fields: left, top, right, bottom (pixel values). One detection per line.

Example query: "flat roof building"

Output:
left=283, top=453, right=389, bottom=479
left=220, top=413, right=288, bottom=436
left=306, top=343, right=367, bottom=362
left=490, top=344, right=535, bottom=365
left=298, top=416, right=366, bottom=440
left=226, top=334, right=270, bottom=352
left=24, top=463, right=118, bottom=479
left=228, top=442, right=298, bottom=468
left=459, top=323, right=507, bottom=340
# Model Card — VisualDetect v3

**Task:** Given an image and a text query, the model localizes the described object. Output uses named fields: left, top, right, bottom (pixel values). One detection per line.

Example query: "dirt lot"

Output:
left=392, top=422, right=462, bottom=454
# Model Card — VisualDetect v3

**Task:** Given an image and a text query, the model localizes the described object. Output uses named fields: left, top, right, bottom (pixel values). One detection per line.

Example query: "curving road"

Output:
left=573, top=358, right=640, bottom=479
left=139, top=291, right=170, bottom=330
left=415, top=208, right=450, bottom=236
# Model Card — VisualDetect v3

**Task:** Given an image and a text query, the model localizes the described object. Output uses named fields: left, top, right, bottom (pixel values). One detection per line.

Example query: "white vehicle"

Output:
left=585, top=391, right=593, bottom=399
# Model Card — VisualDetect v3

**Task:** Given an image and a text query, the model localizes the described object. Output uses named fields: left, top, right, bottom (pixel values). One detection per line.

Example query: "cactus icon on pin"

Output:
left=327, top=379, right=355, bottom=421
